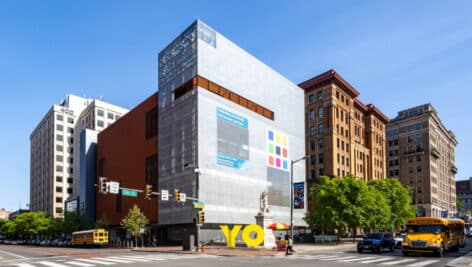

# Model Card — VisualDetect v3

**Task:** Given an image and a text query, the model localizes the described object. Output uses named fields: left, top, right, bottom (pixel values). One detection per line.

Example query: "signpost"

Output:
left=179, top=193, right=186, bottom=202
left=122, top=189, right=138, bottom=197
left=108, top=181, right=120, bottom=194
left=161, top=190, right=169, bottom=201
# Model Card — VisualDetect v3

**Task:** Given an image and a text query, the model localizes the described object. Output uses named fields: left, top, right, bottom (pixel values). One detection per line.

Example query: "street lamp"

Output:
left=184, top=163, right=200, bottom=251
left=290, top=155, right=308, bottom=241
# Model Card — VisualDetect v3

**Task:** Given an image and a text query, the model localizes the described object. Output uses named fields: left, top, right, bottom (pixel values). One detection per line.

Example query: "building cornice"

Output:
left=298, top=69, right=360, bottom=98
left=366, top=104, right=390, bottom=124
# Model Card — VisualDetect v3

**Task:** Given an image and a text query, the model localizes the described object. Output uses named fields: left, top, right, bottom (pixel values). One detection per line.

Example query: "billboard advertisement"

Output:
left=293, top=182, right=305, bottom=209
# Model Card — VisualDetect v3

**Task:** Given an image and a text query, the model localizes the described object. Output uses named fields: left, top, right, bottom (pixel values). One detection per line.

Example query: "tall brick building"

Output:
left=387, top=104, right=457, bottom=218
left=299, top=70, right=389, bottom=191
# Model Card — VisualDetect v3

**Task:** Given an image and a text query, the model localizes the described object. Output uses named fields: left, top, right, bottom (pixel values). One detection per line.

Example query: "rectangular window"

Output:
left=107, top=113, right=114, bottom=119
left=56, top=165, right=63, bottom=172
left=318, top=138, right=324, bottom=149
left=67, top=127, right=74, bottom=134
left=310, top=140, right=315, bottom=150
left=417, top=166, right=422, bottom=172
left=318, top=107, right=324, bottom=119
left=56, top=155, right=63, bottom=162
left=309, top=110, right=315, bottom=121
left=68, top=167, right=73, bottom=174
left=56, top=187, right=63, bottom=193
left=309, top=94, right=315, bottom=103
left=67, top=177, right=73, bottom=184
left=337, top=138, right=340, bottom=148
left=319, top=153, right=324, bottom=164
left=56, top=176, right=63, bottom=182
left=319, top=168, right=324, bottom=176
left=56, top=145, right=63, bottom=152
left=57, top=114, right=64, bottom=121
left=346, top=143, right=349, bottom=152
left=56, top=135, right=63, bottom=141
left=146, top=106, right=158, bottom=139
left=97, top=120, right=104, bottom=127
left=56, top=197, right=63, bottom=203
left=318, top=124, right=324, bottom=134
left=416, top=134, right=422, bottom=142
left=310, top=127, right=315, bottom=136
left=67, top=188, right=73, bottom=194
left=98, top=158, right=105, bottom=177
left=56, top=207, right=63, bottom=214
left=310, top=170, right=315, bottom=179
left=310, top=155, right=315, bottom=165
left=415, top=123, right=421, bottom=130
left=56, top=124, right=63, bottom=131
left=317, top=91, right=323, bottom=100
left=67, top=117, right=74, bottom=124
left=97, top=109, right=104, bottom=117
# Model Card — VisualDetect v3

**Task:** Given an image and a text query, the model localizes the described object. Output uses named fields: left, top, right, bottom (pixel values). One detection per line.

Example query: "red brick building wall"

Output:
left=96, top=93, right=158, bottom=226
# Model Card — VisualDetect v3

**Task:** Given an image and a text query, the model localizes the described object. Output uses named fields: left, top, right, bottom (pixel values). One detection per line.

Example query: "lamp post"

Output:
left=290, top=155, right=308, bottom=241
left=184, top=163, right=200, bottom=251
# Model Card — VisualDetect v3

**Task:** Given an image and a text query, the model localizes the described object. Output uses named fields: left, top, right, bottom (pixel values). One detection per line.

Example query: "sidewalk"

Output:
left=446, top=252, right=472, bottom=267
left=132, top=242, right=357, bottom=257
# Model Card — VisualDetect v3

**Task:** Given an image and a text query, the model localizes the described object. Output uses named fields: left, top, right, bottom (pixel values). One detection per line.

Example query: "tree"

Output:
left=457, top=198, right=465, bottom=211
left=368, top=179, right=416, bottom=230
left=3, top=212, right=53, bottom=239
left=120, top=205, right=149, bottom=247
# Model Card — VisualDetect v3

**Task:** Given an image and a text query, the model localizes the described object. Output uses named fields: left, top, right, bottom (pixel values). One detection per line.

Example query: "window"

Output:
left=68, top=167, right=73, bottom=174
left=415, top=123, right=421, bottom=130
left=67, top=117, right=74, bottom=124
left=67, top=127, right=74, bottom=134
left=145, top=154, right=158, bottom=187
left=310, top=170, right=315, bottom=179
left=67, top=188, right=73, bottom=194
left=395, top=169, right=399, bottom=176
left=346, top=157, right=350, bottom=166
left=68, top=137, right=73, bottom=144
left=318, top=107, right=324, bottom=119
left=417, top=166, right=422, bottom=172
left=318, top=138, right=324, bottom=149
left=67, top=177, right=73, bottom=184
left=57, top=114, right=64, bottom=121
left=56, top=135, right=63, bottom=141
left=56, top=124, right=63, bottom=131
left=309, top=110, right=315, bottom=121
left=310, top=140, right=315, bottom=150
left=68, top=147, right=73, bottom=153
left=55, top=207, right=63, bottom=214
left=337, top=153, right=340, bottom=163
left=341, top=111, right=344, bottom=122
left=417, top=155, right=422, bottom=162
left=56, top=197, right=63, bottom=203
left=408, top=135, right=413, bottom=143
left=317, top=91, right=323, bottom=100
left=107, top=113, right=114, bottom=120
left=341, top=141, right=344, bottom=150
left=416, top=134, right=422, bottom=142
left=56, top=155, right=63, bottom=162
left=97, top=120, right=104, bottom=127
left=337, top=138, right=340, bottom=148
left=318, top=124, right=324, bottom=134
left=146, top=106, right=158, bottom=139
left=346, top=143, right=349, bottom=152
left=310, top=127, right=315, bottom=136
left=56, top=165, right=63, bottom=172
left=56, top=145, right=63, bottom=152
left=310, top=155, right=315, bottom=165
left=319, top=168, right=324, bottom=176
left=115, top=115, right=121, bottom=120
left=336, top=91, right=339, bottom=98
left=56, top=187, right=63, bottom=193
left=319, top=153, right=324, bottom=164
left=97, top=109, right=104, bottom=117
left=56, top=176, right=63, bottom=182
left=308, top=94, right=314, bottom=103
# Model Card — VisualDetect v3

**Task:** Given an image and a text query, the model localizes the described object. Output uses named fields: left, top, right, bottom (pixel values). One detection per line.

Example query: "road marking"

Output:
left=321, top=256, right=357, bottom=261
left=358, top=257, right=394, bottom=264
left=0, top=250, right=29, bottom=259
left=110, top=256, right=149, bottom=262
left=140, top=256, right=166, bottom=261
left=381, top=259, right=417, bottom=265
left=15, top=264, right=36, bottom=267
left=307, top=255, right=341, bottom=259
left=405, top=260, right=440, bottom=267
left=75, top=258, right=115, bottom=265
left=94, top=257, right=133, bottom=263
left=67, top=261, right=95, bottom=267
left=339, top=256, right=377, bottom=262
left=38, top=261, right=70, bottom=267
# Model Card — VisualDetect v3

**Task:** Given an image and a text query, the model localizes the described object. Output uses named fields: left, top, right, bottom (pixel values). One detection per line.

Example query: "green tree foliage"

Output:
left=3, top=212, right=53, bottom=238
left=120, top=204, right=149, bottom=247
left=306, top=176, right=413, bottom=240
left=457, top=198, right=465, bottom=211
left=368, top=179, right=416, bottom=229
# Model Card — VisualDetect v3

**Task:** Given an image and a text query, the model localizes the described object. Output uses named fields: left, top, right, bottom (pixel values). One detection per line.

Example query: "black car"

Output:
left=357, top=232, right=395, bottom=253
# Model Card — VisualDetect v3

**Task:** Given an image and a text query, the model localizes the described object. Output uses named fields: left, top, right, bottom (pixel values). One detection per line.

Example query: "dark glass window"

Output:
left=146, top=106, right=158, bottom=139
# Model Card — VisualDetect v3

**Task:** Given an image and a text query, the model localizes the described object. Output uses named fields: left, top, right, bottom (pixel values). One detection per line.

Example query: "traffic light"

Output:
left=99, top=177, right=107, bottom=194
left=145, top=184, right=152, bottom=199
left=175, top=189, right=180, bottom=202
left=198, top=211, right=205, bottom=223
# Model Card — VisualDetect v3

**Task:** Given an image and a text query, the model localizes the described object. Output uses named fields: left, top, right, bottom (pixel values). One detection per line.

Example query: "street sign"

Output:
left=108, top=181, right=120, bottom=194
left=161, top=190, right=169, bottom=201
left=193, top=201, right=205, bottom=209
left=122, top=189, right=138, bottom=197
left=140, top=228, right=145, bottom=234
left=179, top=193, right=186, bottom=202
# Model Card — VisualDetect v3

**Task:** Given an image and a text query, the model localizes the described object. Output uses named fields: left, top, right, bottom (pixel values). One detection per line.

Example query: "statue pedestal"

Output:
left=255, top=213, right=276, bottom=249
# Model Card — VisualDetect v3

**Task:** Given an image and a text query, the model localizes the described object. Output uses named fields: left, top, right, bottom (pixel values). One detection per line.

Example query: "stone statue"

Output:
left=260, top=191, right=270, bottom=214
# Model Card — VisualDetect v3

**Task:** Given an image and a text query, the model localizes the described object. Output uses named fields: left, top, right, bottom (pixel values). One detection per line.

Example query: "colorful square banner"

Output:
left=267, top=129, right=289, bottom=171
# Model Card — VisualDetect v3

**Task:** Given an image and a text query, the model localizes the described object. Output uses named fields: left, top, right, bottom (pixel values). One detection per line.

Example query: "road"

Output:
left=0, top=243, right=470, bottom=267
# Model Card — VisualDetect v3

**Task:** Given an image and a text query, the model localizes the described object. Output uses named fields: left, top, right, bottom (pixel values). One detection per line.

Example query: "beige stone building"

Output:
left=0, top=208, right=10, bottom=220
left=299, top=70, right=389, bottom=191
left=387, top=104, right=458, bottom=218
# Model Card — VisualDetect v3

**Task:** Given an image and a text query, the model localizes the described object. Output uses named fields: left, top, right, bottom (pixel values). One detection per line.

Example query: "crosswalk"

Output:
left=280, top=254, right=440, bottom=266
left=12, top=254, right=214, bottom=267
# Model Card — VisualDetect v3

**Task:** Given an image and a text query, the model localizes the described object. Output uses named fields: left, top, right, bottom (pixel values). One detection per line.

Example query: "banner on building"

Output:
left=293, top=182, right=305, bottom=209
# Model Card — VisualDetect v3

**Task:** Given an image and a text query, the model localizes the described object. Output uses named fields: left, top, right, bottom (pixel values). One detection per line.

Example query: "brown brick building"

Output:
left=299, top=70, right=389, bottom=190
left=96, top=93, right=158, bottom=228
left=387, top=104, right=457, bottom=218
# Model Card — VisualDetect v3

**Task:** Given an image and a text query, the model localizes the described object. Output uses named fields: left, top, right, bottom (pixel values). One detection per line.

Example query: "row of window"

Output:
left=309, top=124, right=324, bottom=136
left=97, top=109, right=120, bottom=120
left=56, top=124, right=74, bottom=133
left=336, top=138, right=350, bottom=152
left=56, top=145, right=73, bottom=153
left=56, top=114, right=74, bottom=124
left=309, top=168, right=324, bottom=179
left=55, top=186, right=73, bottom=194
left=55, top=165, right=73, bottom=174
left=308, top=91, right=323, bottom=103
left=56, top=176, right=73, bottom=183
left=336, top=153, right=351, bottom=167
left=309, top=139, right=324, bottom=150
left=309, top=107, right=324, bottom=121
left=335, top=90, right=350, bottom=106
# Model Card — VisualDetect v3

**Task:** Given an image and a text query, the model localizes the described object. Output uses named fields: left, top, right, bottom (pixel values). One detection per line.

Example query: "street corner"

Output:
left=446, top=251, right=472, bottom=267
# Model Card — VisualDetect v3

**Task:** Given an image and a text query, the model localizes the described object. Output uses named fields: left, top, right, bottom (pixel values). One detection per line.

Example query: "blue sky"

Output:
left=0, top=1, right=471, bottom=211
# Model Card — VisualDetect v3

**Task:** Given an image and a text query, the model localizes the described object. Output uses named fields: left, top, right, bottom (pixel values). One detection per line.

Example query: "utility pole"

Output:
left=290, top=156, right=307, bottom=241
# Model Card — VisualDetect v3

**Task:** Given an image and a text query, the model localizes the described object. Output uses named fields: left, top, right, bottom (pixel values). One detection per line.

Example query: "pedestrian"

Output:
left=152, top=235, right=157, bottom=247
left=286, top=236, right=294, bottom=256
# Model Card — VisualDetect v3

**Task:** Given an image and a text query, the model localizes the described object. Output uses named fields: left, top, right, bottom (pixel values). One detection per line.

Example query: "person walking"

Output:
left=286, top=236, right=294, bottom=256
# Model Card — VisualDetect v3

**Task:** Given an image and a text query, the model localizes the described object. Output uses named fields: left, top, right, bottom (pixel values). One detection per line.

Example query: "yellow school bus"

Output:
left=71, top=229, right=109, bottom=247
left=402, top=217, right=464, bottom=257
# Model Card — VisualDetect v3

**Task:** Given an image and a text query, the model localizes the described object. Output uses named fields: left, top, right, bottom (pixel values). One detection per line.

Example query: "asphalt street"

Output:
left=0, top=243, right=471, bottom=267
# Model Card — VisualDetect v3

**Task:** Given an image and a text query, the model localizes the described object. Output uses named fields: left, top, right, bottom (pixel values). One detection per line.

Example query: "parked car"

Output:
left=394, top=233, right=406, bottom=248
left=357, top=232, right=395, bottom=253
